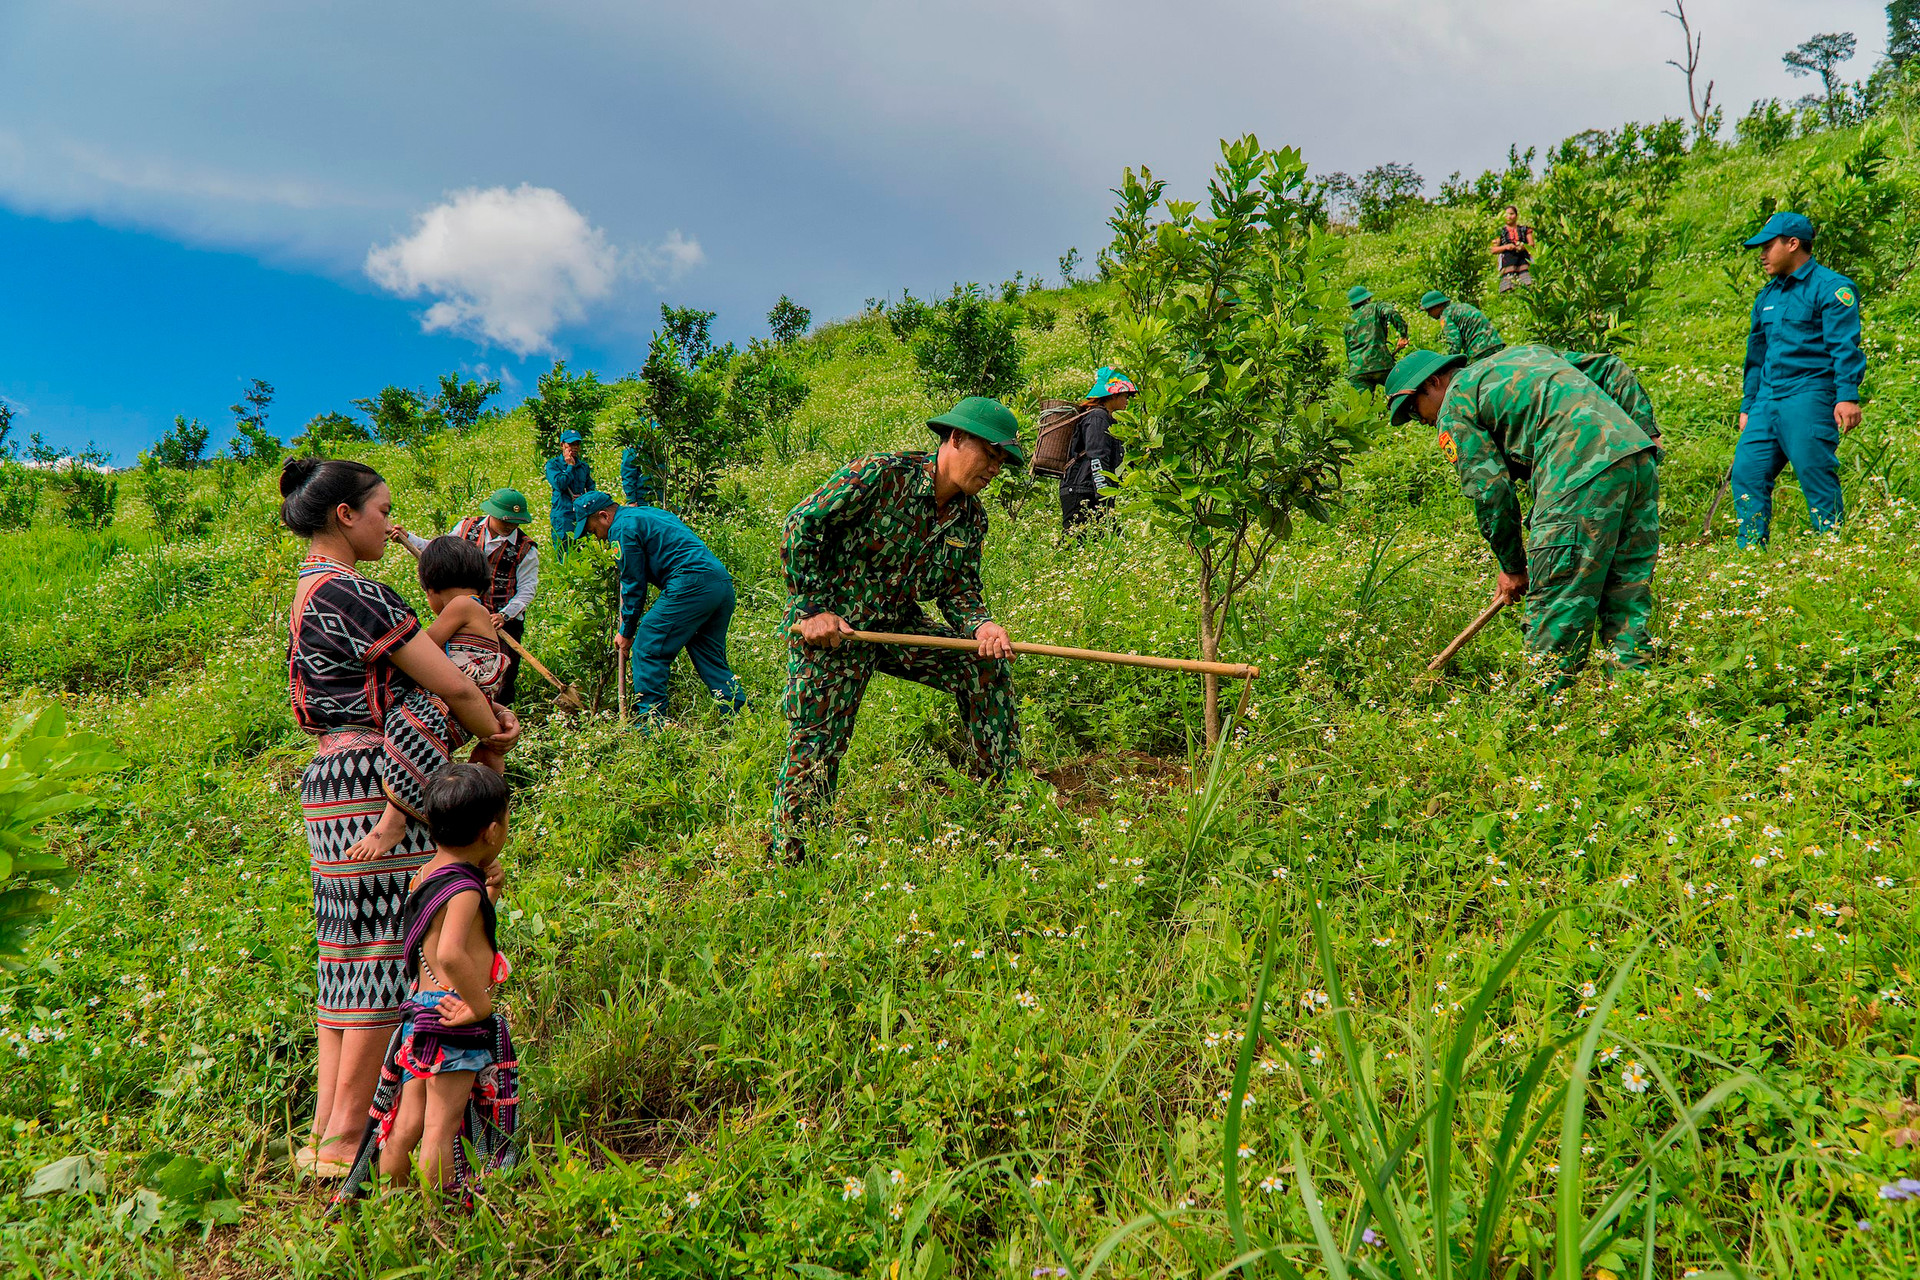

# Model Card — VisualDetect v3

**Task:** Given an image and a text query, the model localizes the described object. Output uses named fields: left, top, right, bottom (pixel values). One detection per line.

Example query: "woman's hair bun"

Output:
left=279, top=455, right=321, bottom=499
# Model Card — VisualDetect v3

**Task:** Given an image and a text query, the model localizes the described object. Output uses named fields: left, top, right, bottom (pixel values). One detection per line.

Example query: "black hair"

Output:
left=424, top=763, right=510, bottom=849
left=418, top=535, right=491, bottom=596
left=279, top=457, right=385, bottom=537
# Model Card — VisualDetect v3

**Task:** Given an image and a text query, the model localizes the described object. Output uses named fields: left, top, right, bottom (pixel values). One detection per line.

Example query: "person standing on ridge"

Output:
left=1421, top=290, right=1505, bottom=363
left=573, top=490, right=748, bottom=727
left=1491, top=205, right=1535, bottom=291
left=544, top=430, right=595, bottom=559
left=1727, top=210, right=1864, bottom=547
left=774, top=396, right=1024, bottom=858
left=391, top=488, right=540, bottom=705
left=1385, top=345, right=1659, bottom=691
left=1060, top=367, right=1134, bottom=535
left=1344, top=285, right=1409, bottom=393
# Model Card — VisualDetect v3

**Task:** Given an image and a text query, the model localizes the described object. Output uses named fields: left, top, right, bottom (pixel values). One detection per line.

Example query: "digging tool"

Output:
left=1426, top=597, right=1510, bottom=672
left=497, top=630, right=586, bottom=712
left=1700, top=464, right=1733, bottom=538
left=616, top=639, right=629, bottom=723
left=788, top=626, right=1260, bottom=680
left=393, top=533, right=586, bottom=711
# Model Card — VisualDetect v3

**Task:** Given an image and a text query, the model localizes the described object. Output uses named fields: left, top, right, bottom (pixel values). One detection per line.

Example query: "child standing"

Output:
left=331, top=763, right=519, bottom=1204
left=344, top=537, right=508, bottom=863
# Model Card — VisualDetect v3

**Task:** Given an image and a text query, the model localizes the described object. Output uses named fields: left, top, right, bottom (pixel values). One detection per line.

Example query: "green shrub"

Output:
left=911, top=285, right=1024, bottom=401
left=0, top=462, right=41, bottom=530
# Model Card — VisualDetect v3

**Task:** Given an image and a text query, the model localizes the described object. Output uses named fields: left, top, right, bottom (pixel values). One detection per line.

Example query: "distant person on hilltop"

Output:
left=1491, top=206, right=1535, bottom=291
left=1343, top=285, right=1409, bottom=393
left=1421, top=290, right=1505, bottom=363
left=1728, top=210, right=1864, bottom=548
left=543, top=430, right=595, bottom=559
left=1059, top=367, right=1134, bottom=535
left=1385, top=345, right=1660, bottom=692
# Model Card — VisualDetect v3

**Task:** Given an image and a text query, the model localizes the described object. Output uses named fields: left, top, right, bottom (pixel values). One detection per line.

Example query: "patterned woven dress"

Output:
left=290, top=556, right=461, bottom=1030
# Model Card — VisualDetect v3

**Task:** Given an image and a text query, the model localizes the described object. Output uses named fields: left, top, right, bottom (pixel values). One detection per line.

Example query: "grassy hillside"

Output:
left=5, top=112, right=1920, bottom=1279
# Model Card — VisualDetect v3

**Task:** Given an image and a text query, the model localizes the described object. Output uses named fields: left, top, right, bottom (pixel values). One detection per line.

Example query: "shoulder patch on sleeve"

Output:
left=1835, top=286, right=1856, bottom=308
left=1437, top=430, right=1458, bottom=465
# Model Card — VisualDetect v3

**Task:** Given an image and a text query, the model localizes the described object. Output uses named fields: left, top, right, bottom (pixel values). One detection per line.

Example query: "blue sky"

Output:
left=0, top=0, right=1891, bottom=462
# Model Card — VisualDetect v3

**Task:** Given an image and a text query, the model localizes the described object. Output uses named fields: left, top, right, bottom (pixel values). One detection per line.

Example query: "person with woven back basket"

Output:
left=1059, top=367, right=1135, bottom=535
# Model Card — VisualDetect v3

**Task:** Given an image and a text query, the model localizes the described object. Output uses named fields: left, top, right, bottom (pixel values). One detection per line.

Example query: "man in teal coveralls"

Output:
left=574, top=491, right=747, bottom=723
left=1728, top=211, right=1865, bottom=547
left=545, top=429, right=596, bottom=558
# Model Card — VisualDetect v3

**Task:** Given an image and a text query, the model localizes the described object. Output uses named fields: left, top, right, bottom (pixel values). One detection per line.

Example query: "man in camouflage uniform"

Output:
left=1386, top=345, right=1660, bottom=690
left=1344, top=285, right=1409, bottom=392
left=774, top=396, right=1026, bottom=853
left=1560, top=351, right=1660, bottom=453
left=1420, top=290, right=1504, bottom=363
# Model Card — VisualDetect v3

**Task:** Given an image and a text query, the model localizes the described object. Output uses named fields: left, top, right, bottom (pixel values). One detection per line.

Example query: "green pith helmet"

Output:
left=481, top=487, right=532, bottom=525
left=928, top=396, right=1027, bottom=467
left=1346, top=285, right=1373, bottom=306
left=1385, top=350, right=1468, bottom=425
left=1419, top=290, right=1449, bottom=311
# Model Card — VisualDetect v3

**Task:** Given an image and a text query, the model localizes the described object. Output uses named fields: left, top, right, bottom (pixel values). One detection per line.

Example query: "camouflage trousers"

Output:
left=1522, top=452, right=1659, bottom=691
left=1347, top=369, right=1390, bottom=394
left=772, top=616, right=1020, bottom=847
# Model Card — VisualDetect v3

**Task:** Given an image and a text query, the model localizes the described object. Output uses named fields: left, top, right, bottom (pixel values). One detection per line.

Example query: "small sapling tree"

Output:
left=150, top=416, right=209, bottom=471
left=227, top=378, right=281, bottom=468
left=1108, top=135, right=1372, bottom=742
left=911, top=285, right=1023, bottom=401
left=293, top=411, right=371, bottom=458
left=767, top=296, right=812, bottom=346
left=434, top=373, right=501, bottom=431
left=527, top=360, right=611, bottom=468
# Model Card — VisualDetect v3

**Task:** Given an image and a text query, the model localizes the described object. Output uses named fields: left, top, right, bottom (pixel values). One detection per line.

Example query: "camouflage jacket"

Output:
left=1560, top=351, right=1658, bottom=439
left=783, top=450, right=993, bottom=634
left=1344, top=300, right=1409, bottom=376
left=1442, top=301, right=1505, bottom=363
left=1435, top=345, right=1657, bottom=574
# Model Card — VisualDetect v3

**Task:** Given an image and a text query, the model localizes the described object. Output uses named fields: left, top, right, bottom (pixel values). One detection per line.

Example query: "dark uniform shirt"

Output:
left=608, top=505, right=727, bottom=639
left=1061, top=407, right=1124, bottom=496
left=1741, top=257, right=1864, bottom=408
left=783, top=450, right=993, bottom=635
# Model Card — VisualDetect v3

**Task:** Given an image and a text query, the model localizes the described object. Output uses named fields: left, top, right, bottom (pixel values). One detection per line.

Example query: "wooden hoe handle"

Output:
left=789, top=626, right=1260, bottom=680
left=1427, top=598, right=1509, bottom=672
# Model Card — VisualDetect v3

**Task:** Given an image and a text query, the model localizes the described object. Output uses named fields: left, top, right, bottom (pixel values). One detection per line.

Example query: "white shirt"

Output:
left=404, top=523, right=540, bottom=620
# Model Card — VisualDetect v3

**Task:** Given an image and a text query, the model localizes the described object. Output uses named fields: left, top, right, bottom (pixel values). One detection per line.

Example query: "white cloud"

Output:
left=634, top=228, right=706, bottom=283
left=365, top=184, right=630, bottom=355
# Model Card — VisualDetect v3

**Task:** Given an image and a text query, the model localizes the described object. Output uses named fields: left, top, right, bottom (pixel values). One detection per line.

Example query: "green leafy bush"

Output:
left=528, top=359, right=612, bottom=466
left=0, top=705, right=124, bottom=968
left=911, top=285, right=1024, bottom=401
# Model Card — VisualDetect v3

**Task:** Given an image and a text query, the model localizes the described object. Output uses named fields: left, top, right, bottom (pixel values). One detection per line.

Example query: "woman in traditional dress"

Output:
left=280, top=457, right=521, bottom=1175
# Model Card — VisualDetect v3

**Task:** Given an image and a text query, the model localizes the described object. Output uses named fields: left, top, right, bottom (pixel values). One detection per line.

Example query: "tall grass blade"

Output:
left=1288, top=1130, right=1351, bottom=1280
left=1430, top=905, right=1572, bottom=1280
left=1554, top=940, right=1648, bottom=1280
left=1222, top=900, right=1282, bottom=1257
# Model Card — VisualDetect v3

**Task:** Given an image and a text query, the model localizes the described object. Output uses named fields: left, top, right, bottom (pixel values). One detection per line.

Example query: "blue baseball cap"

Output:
left=558, top=429, right=584, bottom=445
left=571, top=490, right=615, bottom=539
left=1744, top=211, right=1815, bottom=248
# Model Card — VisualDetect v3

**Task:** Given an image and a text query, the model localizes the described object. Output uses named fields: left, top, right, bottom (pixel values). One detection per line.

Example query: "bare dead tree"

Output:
left=1663, top=1, right=1715, bottom=133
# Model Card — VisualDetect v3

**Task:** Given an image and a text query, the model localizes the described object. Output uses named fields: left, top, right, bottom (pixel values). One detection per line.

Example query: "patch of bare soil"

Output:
left=1038, top=751, right=1191, bottom=813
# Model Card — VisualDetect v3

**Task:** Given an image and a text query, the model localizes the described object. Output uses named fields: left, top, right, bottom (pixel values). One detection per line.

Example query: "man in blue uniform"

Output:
left=545, top=429, right=596, bottom=558
left=574, top=491, right=746, bottom=724
left=1728, top=211, right=1865, bottom=547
